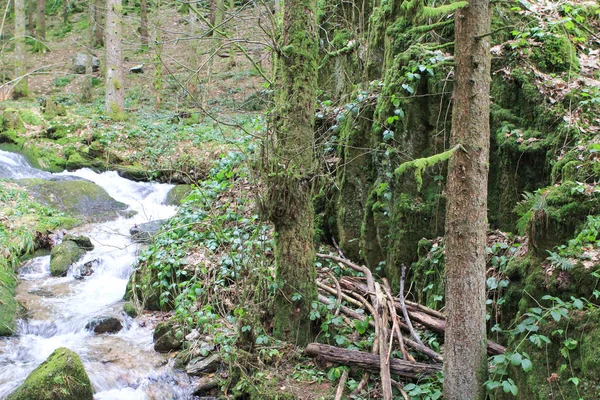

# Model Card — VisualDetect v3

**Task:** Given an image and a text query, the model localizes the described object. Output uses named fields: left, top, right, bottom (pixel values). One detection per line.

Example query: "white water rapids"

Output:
left=0, top=150, right=196, bottom=399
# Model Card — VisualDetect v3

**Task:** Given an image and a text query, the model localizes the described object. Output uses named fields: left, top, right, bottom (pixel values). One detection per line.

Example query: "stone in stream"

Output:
left=6, top=347, right=94, bottom=400
left=186, top=353, right=222, bottom=376
left=85, top=316, right=123, bottom=334
left=49, top=240, right=87, bottom=277
left=153, top=321, right=182, bottom=353
left=73, top=259, right=98, bottom=280
left=18, top=178, right=129, bottom=223
left=129, top=219, right=166, bottom=243
left=63, top=234, right=94, bottom=250
left=122, top=301, right=138, bottom=318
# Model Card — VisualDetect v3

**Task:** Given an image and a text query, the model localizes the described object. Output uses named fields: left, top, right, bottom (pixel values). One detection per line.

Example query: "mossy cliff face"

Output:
left=7, top=347, right=93, bottom=400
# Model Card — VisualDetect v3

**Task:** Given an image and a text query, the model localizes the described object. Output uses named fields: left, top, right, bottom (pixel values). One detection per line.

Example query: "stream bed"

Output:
left=0, top=150, right=195, bottom=399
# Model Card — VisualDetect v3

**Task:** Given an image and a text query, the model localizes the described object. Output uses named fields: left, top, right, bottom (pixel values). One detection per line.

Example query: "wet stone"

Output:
left=85, top=316, right=123, bottom=334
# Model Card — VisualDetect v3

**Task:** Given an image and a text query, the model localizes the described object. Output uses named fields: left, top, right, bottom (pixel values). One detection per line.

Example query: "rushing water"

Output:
left=0, top=150, right=195, bottom=399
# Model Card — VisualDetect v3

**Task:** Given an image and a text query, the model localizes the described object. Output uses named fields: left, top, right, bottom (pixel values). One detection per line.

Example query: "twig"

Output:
left=334, top=368, right=349, bottom=400
left=327, top=271, right=343, bottom=317
left=383, top=279, right=410, bottom=361
left=399, top=264, right=424, bottom=346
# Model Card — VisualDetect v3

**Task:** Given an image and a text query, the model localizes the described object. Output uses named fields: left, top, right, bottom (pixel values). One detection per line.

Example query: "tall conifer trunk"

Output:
left=266, top=0, right=319, bottom=346
left=443, top=0, right=491, bottom=398
left=140, top=0, right=149, bottom=49
left=105, top=0, right=125, bottom=119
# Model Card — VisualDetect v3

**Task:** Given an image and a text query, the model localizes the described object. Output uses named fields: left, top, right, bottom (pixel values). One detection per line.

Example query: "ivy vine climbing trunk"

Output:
left=105, top=0, right=125, bottom=120
left=443, top=0, right=491, bottom=399
left=14, top=0, right=27, bottom=97
left=266, top=0, right=319, bottom=346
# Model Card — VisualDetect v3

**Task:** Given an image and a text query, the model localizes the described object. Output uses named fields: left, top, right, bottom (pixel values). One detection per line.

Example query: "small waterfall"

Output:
left=0, top=150, right=195, bottom=399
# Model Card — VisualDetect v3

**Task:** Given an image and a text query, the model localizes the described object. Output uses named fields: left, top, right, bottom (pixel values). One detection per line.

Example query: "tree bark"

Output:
left=105, top=0, right=125, bottom=119
left=94, top=0, right=104, bottom=47
left=82, top=0, right=94, bottom=102
left=14, top=0, right=28, bottom=97
left=27, top=0, right=35, bottom=35
left=443, top=0, right=492, bottom=399
left=305, top=343, right=441, bottom=379
left=139, top=0, right=148, bottom=48
left=36, top=0, right=46, bottom=40
left=266, top=0, right=319, bottom=346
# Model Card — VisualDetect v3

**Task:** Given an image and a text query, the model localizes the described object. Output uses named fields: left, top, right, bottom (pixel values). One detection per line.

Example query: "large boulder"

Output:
left=71, top=53, right=100, bottom=74
left=7, top=347, right=93, bottom=400
left=164, top=185, right=193, bottom=205
left=153, top=321, right=182, bottom=353
left=186, top=354, right=221, bottom=376
left=49, top=240, right=86, bottom=277
left=19, top=178, right=128, bottom=222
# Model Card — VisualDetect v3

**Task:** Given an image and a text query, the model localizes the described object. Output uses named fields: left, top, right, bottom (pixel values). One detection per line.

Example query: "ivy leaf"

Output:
left=550, top=309, right=562, bottom=322
left=521, top=358, right=533, bottom=372
left=510, top=352, right=522, bottom=366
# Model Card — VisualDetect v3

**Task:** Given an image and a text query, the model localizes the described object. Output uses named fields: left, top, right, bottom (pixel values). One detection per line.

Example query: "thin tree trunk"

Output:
left=27, top=0, right=35, bottom=35
left=36, top=0, right=46, bottom=40
left=82, top=0, right=94, bottom=102
left=139, top=0, right=148, bottom=49
left=153, top=0, right=163, bottom=109
left=94, top=0, right=104, bottom=47
left=14, top=0, right=28, bottom=97
left=105, top=0, right=125, bottom=119
left=266, top=0, right=319, bottom=347
left=203, top=0, right=223, bottom=107
left=443, top=0, right=492, bottom=399
left=63, top=0, right=69, bottom=24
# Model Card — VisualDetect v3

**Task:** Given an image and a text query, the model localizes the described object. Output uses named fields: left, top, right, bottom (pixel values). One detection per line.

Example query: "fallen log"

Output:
left=305, top=343, right=441, bottom=379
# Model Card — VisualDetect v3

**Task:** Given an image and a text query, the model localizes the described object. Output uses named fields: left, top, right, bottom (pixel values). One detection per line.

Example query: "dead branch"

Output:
left=305, top=343, right=441, bottom=379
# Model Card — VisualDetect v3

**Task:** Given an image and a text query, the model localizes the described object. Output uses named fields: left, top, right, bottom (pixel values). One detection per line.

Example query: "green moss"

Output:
left=50, top=240, right=86, bottom=277
left=122, top=302, right=138, bottom=318
left=0, top=268, right=18, bottom=336
left=531, top=34, right=580, bottom=74
left=19, top=178, right=128, bottom=222
left=164, top=185, right=193, bottom=206
left=7, top=347, right=93, bottom=400
left=18, top=109, right=42, bottom=126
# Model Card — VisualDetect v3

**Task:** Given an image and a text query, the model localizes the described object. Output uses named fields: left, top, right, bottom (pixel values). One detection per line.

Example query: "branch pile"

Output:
left=305, top=252, right=506, bottom=399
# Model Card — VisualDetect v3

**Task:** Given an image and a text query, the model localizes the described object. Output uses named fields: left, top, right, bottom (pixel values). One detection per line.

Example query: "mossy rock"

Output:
left=62, top=234, right=93, bottom=250
left=41, top=98, right=67, bottom=119
left=531, top=34, right=580, bottom=74
left=164, top=185, right=193, bottom=205
left=50, top=240, right=86, bottom=277
left=153, top=321, right=182, bottom=353
left=1, top=108, right=24, bottom=131
left=122, top=302, right=138, bottom=318
left=6, top=347, right=93, bottom=400
left=124, top=265, right=161, bottom=311
left=0, top=268, right=18, bottom=336
left=19, top=178, right=128, bottom=222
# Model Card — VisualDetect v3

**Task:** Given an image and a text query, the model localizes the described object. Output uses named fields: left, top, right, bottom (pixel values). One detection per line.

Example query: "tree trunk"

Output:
left=82, top=0, right=94, bottom=102
left=94, top=0, right=104, bottom=47
left=27, top=0, right=35, bottom=35
left=139, top=0, right=148, bottom=49
left=265, top=0, right=319, bottom=346
left=14, top=0, right=28, bottom=97
left=63, top=0, right=69, bottom=24
left=443, top=0, right=492, bottom=399
left=36, top=0, right=46, bottom=40
left=105, top=0, right=125, bottom=119
left=153, top=0, right=163, bottom=109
